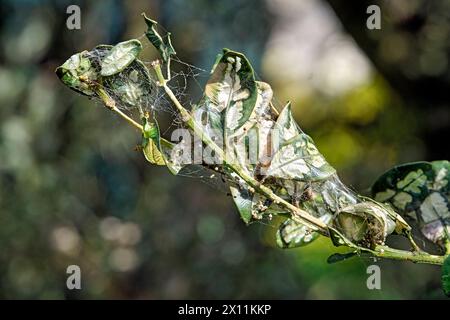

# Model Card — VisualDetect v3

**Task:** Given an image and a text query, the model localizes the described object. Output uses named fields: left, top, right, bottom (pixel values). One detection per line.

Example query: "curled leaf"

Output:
left=55, top=51, right=97, bottom=96
left=141, top=118, right=189, bottom=175
left=101, top=39, right=143, bottom=76
left=57, top=44, right=153, bottom=110
left=192, top=49, right=277, bottom=180
left=333, top=201, right=396, bottom=248
left=142, top=118, right=165, bottom=166
left=142, top=13, right=176, bottom=63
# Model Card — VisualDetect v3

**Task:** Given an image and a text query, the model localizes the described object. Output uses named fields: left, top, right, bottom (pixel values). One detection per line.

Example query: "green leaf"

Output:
left=372, top=162, right=432, bottom=205
left=142, top=118, right=165, bottom=166
left=57, top=44, right=153, bottom=110
left=229, top=186, right=253, bottom=224
left=276, top=214, right=331, bottom=249
left=141, top=117, right=188, bottom=175
left=372, top=161, right=450, bottom=250
left=442, top=255, right=450, bottom=297
left=101, top=39, right=143, bottom=76
left=142, top=13, right=176, bottom=63
left=327, top=252, right=357, bottom=264
left=56, top=51, right=98, bottom=96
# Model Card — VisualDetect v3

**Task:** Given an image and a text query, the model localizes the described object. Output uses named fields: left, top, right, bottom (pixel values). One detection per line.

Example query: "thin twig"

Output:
left=96, top=87, right=143, bottom=131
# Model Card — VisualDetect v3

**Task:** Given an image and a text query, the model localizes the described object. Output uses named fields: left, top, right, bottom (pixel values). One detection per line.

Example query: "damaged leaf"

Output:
left=372, top=161, right=450, bottom=250
left=267, top=104, right=335, bottom=182
left=230, top=183, right=287, bottom=224
left=333, top=201, right=396, bottom=248
left=101, top=39, right=143, bottom=76
left=229, top=186, right=253, bottom=224
left=55, top=50, right=98, bottom=96
left=276, top=214, right=332, bottom=248
left=57, top=44, right=153, bottom=110
left=192, top=49, right=272, bottom=173
left=192, top=48, right=399, bottom=251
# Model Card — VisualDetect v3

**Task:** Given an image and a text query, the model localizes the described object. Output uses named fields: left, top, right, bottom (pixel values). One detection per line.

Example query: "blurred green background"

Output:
left=0, top=0, right=449, bottom=299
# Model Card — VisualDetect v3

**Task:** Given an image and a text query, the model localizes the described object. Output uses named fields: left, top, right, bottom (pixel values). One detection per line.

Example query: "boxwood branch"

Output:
left=150, top=59, right=447, bottom=266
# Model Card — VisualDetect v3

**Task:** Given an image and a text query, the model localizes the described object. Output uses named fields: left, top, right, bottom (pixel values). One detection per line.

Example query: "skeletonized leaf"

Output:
left=101, top=39, right=143, bottom=76
left=193, top=49, right=359, bottom=235
left=276, top=214, right=331, bottom=248
left=57, top=44, right=153, bottom=108
left=142, top=13, right=176, bottom=63
left=192, top=49, right=276, bottom=176
left=266, top=104, right=335, bottom=181
left=57, top=24, right=425, bottom=255
left=372, top=161, right=450, bottom=249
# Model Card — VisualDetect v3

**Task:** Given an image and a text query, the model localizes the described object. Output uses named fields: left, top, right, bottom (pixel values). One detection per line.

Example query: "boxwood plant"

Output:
left=56, top=14, right=450, bottom=296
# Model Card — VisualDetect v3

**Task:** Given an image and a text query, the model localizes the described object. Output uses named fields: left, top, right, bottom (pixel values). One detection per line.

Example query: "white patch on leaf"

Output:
left=396, top=169, right=427, bottom=194
left=284, top=124, right=298, bottom=141
left=232, top=89, right=250, bottom=101
left=226, top=101, right=243, bottom=130
left=433, top=168, right=448, bottom=190
left=375, top=189, right=396, bottom=202
left=421, top=220, right=450, bottom=243
left=235, top=56, right=242, bottom=72
left=392, top=192, right=412, bottom=210
left=101, top=39, right=142, bottom=76
left=267, top=145, right=311, bottom=179
left=420, top=192, right=450, bottom=223
left=311, top=156, right=326, bottom=168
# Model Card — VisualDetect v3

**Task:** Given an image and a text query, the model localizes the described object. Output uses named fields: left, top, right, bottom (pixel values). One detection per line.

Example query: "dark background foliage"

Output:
left=0, top=0, right=448, bottom=299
